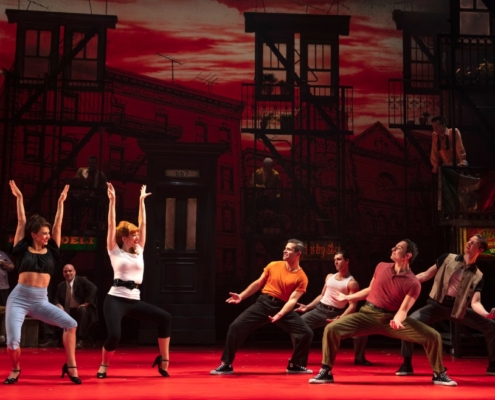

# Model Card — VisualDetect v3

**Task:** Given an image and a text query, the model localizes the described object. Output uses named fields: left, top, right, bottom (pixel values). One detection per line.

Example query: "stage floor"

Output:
left=1, top=345, right=494, bottom=399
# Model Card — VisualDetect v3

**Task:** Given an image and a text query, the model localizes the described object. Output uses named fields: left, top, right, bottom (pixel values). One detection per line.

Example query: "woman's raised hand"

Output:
left=140, top=185, right=152, bottom=200
left=107, top=182, right=116, bottom=201
left=9, top=180, right=23, bottom=198
left=59, top=184, right=69, bottom=202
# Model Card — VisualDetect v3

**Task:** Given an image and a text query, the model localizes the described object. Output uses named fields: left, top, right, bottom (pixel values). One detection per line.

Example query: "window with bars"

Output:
left=262, top=42, right=288, bottom=83
left=306, top=43, right=331, bottom=86
left=410, top=35, right=435, bottom=88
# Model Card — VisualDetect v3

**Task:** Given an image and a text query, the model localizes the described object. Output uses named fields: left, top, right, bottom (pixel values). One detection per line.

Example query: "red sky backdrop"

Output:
left=0, top=0, right=439, bottom=135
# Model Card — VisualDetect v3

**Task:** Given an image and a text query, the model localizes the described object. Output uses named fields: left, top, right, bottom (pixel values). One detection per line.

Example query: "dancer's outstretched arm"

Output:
left=138, top=185, right=151, bottom=249
left=52, top=185, right=69, bottom=247
left=9, top=180, right=26, bottom=247
left=107, top=182, right=117, bottom=250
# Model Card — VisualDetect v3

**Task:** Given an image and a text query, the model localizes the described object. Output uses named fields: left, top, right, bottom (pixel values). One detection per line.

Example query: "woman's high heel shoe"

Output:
left=61, top=363, right=82, bottom=384
left=4, top=369, right=21, bottom=385
left=96, top=364, right=108, bottom=379
left=151, top=355, right=169, bottom=377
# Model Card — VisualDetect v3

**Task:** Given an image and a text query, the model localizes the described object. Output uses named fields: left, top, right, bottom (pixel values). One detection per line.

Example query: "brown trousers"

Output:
left=322, top=305, right=445, bottom=373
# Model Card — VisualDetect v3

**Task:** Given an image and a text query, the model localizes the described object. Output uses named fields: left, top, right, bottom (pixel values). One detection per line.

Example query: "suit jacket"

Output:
left=55, top=275, right=98, bottom=324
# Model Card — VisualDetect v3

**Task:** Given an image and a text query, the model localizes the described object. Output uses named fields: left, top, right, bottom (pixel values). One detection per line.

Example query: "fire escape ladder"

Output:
left=123, top=153, right=147, bottom=183
left=23, top=126, right=100, bottom=212
left=257, top=130, right=328, bottom=225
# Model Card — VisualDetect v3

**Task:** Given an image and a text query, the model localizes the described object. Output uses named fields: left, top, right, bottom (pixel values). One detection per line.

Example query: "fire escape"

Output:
left=389, top=2, right=495, bottom=234
left=389, top=0, right=495, bottom=357
left=240, top=12, right=353, bottom=257
left=0, top=10, right=183, bottom=234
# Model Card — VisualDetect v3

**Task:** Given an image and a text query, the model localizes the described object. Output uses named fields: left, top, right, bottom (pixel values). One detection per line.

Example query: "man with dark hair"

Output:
left=396, top=234, right=495, bottom=376
left=309, top=240, right=457, bottom=386
left=295, top=250, right=371, bottom=366
left=210, top=239, right=314, bottom=375
left=430, top=115, right=468, bottom=173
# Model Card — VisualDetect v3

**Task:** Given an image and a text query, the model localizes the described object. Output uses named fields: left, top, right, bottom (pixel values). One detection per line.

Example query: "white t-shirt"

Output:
left=107, top=244, right=144, bottom=300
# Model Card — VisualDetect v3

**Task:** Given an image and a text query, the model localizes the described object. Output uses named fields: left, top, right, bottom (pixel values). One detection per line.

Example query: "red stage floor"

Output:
left=1, top=345, right=494, bottom=399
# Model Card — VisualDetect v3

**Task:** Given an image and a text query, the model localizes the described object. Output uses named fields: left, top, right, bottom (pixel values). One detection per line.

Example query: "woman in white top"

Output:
left=96, top=183, right=172, bottom=379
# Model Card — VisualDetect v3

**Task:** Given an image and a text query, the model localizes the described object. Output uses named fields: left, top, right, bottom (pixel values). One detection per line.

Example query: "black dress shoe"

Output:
left=152, top=355, right=170, bottom=377
left=96, top=364, right=108, bottom=379
left=61, top=363, right=81, bottom=384
left=354, top=358, right=373, bottom=366
left=4, top=370, right=21, bottom=385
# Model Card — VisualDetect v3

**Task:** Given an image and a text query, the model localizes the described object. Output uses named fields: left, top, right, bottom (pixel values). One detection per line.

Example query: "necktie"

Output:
left=64, top=282, right=71, bottom=313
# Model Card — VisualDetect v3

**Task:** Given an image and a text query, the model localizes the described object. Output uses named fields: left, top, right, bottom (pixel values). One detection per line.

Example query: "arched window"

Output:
left=375, top=172, right=398, bottom=202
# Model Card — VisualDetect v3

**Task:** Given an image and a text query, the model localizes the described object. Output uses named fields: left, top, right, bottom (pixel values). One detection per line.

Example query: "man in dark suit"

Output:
left=53, top=264, right=98, bottom=348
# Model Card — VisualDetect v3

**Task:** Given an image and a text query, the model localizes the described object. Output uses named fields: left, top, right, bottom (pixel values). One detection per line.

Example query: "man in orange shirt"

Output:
left=210, top=239, right=314, bottom=375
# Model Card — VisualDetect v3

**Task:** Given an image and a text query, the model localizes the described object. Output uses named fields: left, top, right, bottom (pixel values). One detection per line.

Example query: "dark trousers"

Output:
left=103, top=294, right=172, bottom=351
left=221, top=294, right=314, bottom=366
left=401, top=298, right=495, bottom=364
left=69, top=307, right=91, bottom=340
left=0, top=289, right=8, bottom=306
left=302, top=302, right=368, bottom=361
left=49, top=306, right=92, bottom=341
left=0, top=289, right=7, bottom=336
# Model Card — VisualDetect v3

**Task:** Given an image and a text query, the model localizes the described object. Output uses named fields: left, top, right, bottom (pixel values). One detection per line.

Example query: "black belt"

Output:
left=113, top=279, right=140, bottom=290
left=365, top=302, right=396, bottom=313
left=439, top=295, right=455, bottom=307
left=318, top=302, right=344, bottom=312
left=261, top=294, right=284, bottom=304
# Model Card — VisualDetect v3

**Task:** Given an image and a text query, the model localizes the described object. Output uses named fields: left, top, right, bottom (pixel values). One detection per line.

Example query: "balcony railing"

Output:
left=438, top=35, right=494, bottom=90
left=388, top=79, right=441, bottom=127
left=241, top=187, right=334, bottom=237
left=241, top=83, right=353, bottom=135
left=0, top=77, right=115, bottom=125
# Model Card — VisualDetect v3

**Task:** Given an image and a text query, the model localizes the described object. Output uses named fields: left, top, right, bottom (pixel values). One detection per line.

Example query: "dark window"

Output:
left=24, top=128, right=41, bottom=161
left=60, top=136, right=76, bottom=168
left=195, top=123, right=207, bottom=142
left=69, top=32, right=99, bottom=80
left=221, top=206, right=235, bottom=233
left=109, top=147, right=124, bottom=172
left=23, top=29, right=52, bottom=78
left=219, top=127, right=231, bottom=152
left=220, top=166, right=234, bottom=193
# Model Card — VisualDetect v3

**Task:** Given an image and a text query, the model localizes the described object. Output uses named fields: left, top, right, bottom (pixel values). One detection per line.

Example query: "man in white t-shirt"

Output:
left=295, top=250, right=371, bottom=365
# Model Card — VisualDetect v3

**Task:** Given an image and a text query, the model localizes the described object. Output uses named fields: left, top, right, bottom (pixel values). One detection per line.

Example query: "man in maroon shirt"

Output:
left=309, top=240, right=457, bottom=386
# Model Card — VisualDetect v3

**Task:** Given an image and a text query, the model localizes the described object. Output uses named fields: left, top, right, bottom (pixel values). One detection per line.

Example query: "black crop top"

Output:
left=11, top=238, right=60, bottom=275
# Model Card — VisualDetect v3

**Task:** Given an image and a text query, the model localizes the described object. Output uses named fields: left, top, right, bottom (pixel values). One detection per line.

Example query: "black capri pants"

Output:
left=103, top=294, right=172, bottom=351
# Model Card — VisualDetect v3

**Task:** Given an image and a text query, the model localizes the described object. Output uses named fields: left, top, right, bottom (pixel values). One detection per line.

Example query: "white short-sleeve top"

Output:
left=107, top=243, right=144, bottom=300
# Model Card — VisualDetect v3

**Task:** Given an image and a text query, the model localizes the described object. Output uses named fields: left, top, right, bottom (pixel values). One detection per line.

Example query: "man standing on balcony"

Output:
left=396, top=234, right=495, bottom=377
left=430, top=115, right=468, bottom=173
